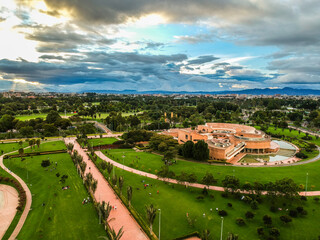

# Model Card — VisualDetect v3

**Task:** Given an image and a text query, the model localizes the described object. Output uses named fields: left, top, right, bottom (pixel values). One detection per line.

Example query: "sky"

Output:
left=0, top=0, right=320, bottom=92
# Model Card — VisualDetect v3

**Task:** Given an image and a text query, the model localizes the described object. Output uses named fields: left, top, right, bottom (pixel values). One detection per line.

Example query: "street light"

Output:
left=122, top=153, right=125, bottom=170
left=158, top=209, right=161, bottom=240
left=220, top=217, right=224, bottom=240
left=305, top=172, right=309, bottom=196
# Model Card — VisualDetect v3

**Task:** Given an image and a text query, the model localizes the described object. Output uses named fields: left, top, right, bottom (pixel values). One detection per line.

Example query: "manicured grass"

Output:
left=0, top=141, right=29, bottom=155
left=3, top=153, right=107, bottom=239
left=103, top=149, right=320, bottom=191
left=15, top=112, right=136, bottom=122
left=259, top=126, right=320, bottom=146
left=87, top=137, right=118, bottom=147
left=95, top=155, right=320, bottom=240
left=23, top=140, right=67, bottom=153
left=15, top=113, right=76, bottom=121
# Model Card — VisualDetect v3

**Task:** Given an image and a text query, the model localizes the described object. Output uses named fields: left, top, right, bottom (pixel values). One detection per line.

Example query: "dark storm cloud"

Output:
left=187, top=55, right=219, bottom=65
left=36, top=0, right=265, bottom=25
left=39, top=55, right=65, bottom=60
left=84, top=52, right=187, bottom=64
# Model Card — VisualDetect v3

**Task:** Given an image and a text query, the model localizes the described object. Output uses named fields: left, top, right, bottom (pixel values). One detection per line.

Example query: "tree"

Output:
left=245, top=211, right=255, bottom=220
left=182, top=141, right=194, bottom=158
left=280, top=215, right=292, bottom=224
left=222, top=175, right=240, bottom=194
left=127, top=186, right=132, bottom=206
left=269, top=227, right=280, bottom=238
left=18, top=148, right=24, bottom=159
left=263, top=215, right=272, bottom=226
left=106, top=163, right=113, bottom=179
left=201, top=172, right=217, bottom=187
left=146, top=204, right=157, bottom=233
left=118, top=176, right=124, bottom=195
left=257, top=227, right=264, bottom=236
left=36, top=139, right=41, bottom=148
left=200, top=229, right=211, bottom=240
left=46, top=110, right=62, bottom=124
left=99, top=226, right=124, bottom=240
left=19, top=126, right=34, bottom=137
left=193, top=140, right=209, bottom=161
left=226, top=233, right=238, bottom=240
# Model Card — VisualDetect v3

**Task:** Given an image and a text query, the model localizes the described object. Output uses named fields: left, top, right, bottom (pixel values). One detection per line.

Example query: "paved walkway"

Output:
left=0, top=151, right=32, bottom=240
left=65, top=138, right=149, bottom=240
left=96, top=151, right=320, bottom=197
left=0, top=185, right=19, bottom=239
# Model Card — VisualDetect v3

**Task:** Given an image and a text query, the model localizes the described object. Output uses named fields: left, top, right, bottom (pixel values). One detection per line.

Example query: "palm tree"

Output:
left=226, top=233, right=239, bottom=240
left=36, top=139, right=41, bottom=148
left=106, top=163, right=113, bottom=179
left=118, top=176, right=124, bottom=195
left=18, top=148, right=24, bottom=159
left=127, top=186, right=132, bottom=206
left=201, top=229, right=211, bottom=240
left=91, top=179, right=98, bottom=193
left=146, top=204, right=157, bottom=233
left=99, top=226, right=124, bottom=240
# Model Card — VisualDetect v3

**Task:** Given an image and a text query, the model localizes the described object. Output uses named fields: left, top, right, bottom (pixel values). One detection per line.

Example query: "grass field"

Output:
left=0, top=141, right=29, bottom=155
left=3, top=153, right=107, bottom=239
left=15, top=112, right=137, bottom=121
left=259, top=126, right=320, bottom=146
left=87, top=137, right=118, bottom=147
left=103, top=149, right=320, bottom=191
left=94, top=155, right=320, bottom=240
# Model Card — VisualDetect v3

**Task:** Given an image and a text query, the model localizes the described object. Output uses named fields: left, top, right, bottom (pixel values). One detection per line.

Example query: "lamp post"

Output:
left=220, top=217, right=224, bottom=240
left=122, top=153, right=125, bottom=170
left=158, top=209, right=161, bottom=240
left=305, top=172, right=309, bottom=196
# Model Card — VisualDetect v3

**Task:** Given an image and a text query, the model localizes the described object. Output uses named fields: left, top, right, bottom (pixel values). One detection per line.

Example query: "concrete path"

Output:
left=0, top=185, right=19, bottom=239
left=0, top=151, right=32, bottom=240
left=65, top=138, right=149, bottom=240
left=96, top=151, right=320, bottom=197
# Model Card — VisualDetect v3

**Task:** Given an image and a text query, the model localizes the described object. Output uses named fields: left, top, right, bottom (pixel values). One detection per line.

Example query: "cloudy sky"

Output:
left=0, top=0, right=320, bottom=92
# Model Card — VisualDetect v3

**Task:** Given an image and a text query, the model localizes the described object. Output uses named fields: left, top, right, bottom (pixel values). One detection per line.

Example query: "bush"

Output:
left=295, top=152, right=308, bottom=159
left=250, top=200, right=258, bottom=210
left=196, top=195, right=204, bottom=201
left=236, top=217, right=245, bottom=226
left=245, top=211, right=255, bottom=219
left=227, top=203, right=232, bottom=208
left=269, top=227, right=280, bottom=237
left=289, top=210, right=298, bottom=218
left=280, top=215, right=292, bottom=224
left=218, top=210, right=227, bottom=216
left=41, top=160, right=51, bottom=167
left=221, top=192, right=228, bottom=198
left=257, top=227, right=264, bottom=236
left=270, top=205, right=277, bottom=213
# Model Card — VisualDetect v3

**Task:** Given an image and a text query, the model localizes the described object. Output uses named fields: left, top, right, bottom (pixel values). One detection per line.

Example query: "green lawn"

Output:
left=3, top=153, right=107, bottom=239
left=103, top=149, right=320, bottom=191
left=95, top=155, right=320, bottom=240
left=15, top=112, right=137, bottom=121
left=15, top=113, right=76, bottom=121
left=0, top=141, right=29, bottom=155
left=259, top=126, right=320, bottom=146
left=88, top=137, right=118, bottom=147
left=23, top=140, right=66, bottom=153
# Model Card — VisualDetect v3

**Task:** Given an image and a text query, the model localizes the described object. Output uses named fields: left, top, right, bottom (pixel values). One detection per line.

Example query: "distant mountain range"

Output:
left=87, top=87, right=320, bottom=96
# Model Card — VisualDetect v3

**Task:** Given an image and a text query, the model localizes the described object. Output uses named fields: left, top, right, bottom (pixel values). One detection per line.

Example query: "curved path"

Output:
left=65, top=138, right=149, bottom=240
left=0, top=185, right=19, bottom=239
left=96, top=151, right=320, bottom=197
left=0, top=152, right=32, bottom=240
